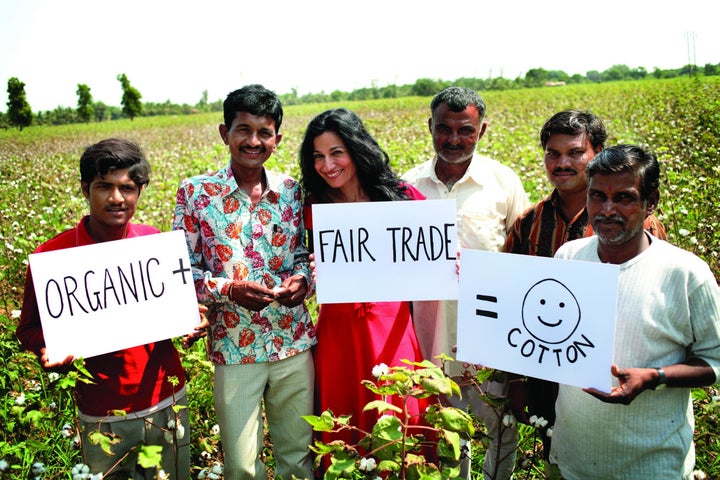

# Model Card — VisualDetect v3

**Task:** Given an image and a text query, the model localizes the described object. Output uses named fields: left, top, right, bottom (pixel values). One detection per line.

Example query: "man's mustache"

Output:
left=593, top=215, right=624, bottom=224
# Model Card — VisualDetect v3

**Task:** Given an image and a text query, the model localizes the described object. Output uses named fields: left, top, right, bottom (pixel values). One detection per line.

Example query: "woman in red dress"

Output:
left=299, top=108, right=430, bottom=458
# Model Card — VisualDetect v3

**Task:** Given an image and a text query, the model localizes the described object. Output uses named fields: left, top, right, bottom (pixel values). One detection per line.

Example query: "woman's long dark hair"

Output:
left=299, top=108, right=409, bottom=202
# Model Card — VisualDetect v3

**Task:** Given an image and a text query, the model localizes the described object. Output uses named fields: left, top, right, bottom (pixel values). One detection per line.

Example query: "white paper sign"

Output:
left=312, top=199, right=458, bottom=303
left=456, top=249, right=619, bottom=392
left=29, top=230, right=200, bottom=363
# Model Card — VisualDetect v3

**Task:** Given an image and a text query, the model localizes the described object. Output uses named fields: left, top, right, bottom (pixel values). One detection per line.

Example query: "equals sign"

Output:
left=476, top=294, right=498, bottom=319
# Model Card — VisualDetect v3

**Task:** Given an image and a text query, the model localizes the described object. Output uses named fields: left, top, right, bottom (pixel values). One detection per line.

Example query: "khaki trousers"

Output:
left=214, top=350, right=314, bottom=479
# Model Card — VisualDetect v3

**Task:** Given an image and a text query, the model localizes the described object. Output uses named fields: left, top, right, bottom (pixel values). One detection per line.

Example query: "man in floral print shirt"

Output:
left=173, top=84, right=316, bottom=479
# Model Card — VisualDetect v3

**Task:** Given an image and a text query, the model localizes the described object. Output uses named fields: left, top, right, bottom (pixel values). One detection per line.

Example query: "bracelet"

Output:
left=227, top=283, right=234, bottom=301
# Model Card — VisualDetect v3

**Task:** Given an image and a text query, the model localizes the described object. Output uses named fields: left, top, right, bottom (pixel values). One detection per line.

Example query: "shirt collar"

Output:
left=77, top=215, right=138, bottom=245
left=549, top=188, right=589, bottom=224
left=221, top=161, right=284, bottom=199
left=427, top=153, right=487, bottom=186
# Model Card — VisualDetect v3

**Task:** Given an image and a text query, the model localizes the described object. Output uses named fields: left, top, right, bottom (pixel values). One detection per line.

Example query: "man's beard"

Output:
left=593, top=214, right=645, bottom=246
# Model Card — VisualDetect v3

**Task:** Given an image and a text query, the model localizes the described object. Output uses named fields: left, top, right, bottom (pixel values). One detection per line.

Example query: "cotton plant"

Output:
left=164, top=418, right=186, bottom=444
left=197, top=463, right=223, bottom=479
left=71, top=463, right=104, bottom=480
left=452, top=363, right=562, bottom=478
left=61, top=423, right=75, bottom=438
left=30, top=462, right=46, bottom=480
left=303, top=358, right=475, bottom=479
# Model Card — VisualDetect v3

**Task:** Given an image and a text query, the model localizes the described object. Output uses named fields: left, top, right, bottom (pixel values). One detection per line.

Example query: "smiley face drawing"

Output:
left=521, top=278, right=581, bottom=344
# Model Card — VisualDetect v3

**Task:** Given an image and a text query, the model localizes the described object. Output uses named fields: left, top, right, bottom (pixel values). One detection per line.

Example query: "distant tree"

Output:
left=679, top=64, right=699, bottom=77
left=93, top=101, right=109, bottom=122
left=524, top=67, right=548, bottom=87
left=586, top=70, right=602, bottom=82
left=602, top=64, right=631, bottom=81
left=630, top=66, right=648, bottom=79
left=455, top=77, right=487, bottom=91
left=349, top=87, right=375, bottom=101
left=704, top=63, right=720, bottom=76
left=6, top=77, right=33, bottom=129
left=280, top=87, right=300, bottom=106
left=46, top=106, right=77, bottom=125
left=547, top=70, right=570, bottom=83
left=411, top=78, right=441, bottom=97
left=117, top=73, right=143, bottom=120
left=486, top=77, right=518, bottom=90
left=652, top=67, right=665, bottom=79
left=381, top=84, right=397, bottom=98
left=196, top=89, right=208, bottom=110
left=76, top=84, right=94, bottom=123
left=330, top=90, right=347, bottom=101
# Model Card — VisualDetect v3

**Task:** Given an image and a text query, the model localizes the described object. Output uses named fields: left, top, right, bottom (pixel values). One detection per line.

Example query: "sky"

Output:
left=1, top=0, right=718, bottom=112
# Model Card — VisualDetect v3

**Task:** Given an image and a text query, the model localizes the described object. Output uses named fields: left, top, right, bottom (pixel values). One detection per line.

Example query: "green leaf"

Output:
left=474, top=368, right=495, bottom=384
left=73, top=357, right=95, bottom=381
left=437, top=429, right=460, bottom=460
left=137, top=444, right=163, bottom=468
left=410, top=462, right=444, bottom=480
left=377, top=459, right=401, bottom=473
left=302, top=410, right=336, bottom=432
left=22, top=409, right=46, bottom=427
left=373, top=414, right=403, bottom=434
left=88, top=430, right=122, bottom=456
left=363, top=400, right=402, bottom=414
left=435, top=407, right=475, bottom=435
left=441, top=463, right=462, bottom=479
left=325, top=455, right=356, bottom=480
left=56, top=375, right=78, bottom=390
left=402, top=358, right=439, bottom=369
left=420, top=376, right=455, bottom=396
left=436, top=353, right=455, bottom=364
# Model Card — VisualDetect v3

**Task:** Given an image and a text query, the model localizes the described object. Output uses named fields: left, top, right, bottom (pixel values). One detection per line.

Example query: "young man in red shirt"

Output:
left=17, top=138, right=204, bottom=479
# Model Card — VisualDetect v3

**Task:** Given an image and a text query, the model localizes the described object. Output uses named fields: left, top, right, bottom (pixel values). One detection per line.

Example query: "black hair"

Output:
left=223, top=84, right=283, bottom=132
left=586, top=144, right=660, bottom=201
left=80, top=138, right=150, bottom=188
left=540, top=110, right=607, bottom=150
left=430, top=86, right=487, bottom=120
left=299, top=108, right=409, bottom=202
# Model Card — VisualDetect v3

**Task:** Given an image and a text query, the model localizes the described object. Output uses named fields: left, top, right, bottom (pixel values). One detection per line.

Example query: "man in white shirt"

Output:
left=551, top=144, right=720, bottom=479
left=404, top=86, right=529, bottom=480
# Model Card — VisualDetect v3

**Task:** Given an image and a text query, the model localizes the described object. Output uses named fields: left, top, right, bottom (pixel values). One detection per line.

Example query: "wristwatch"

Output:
left=649, top=367, right=667, bottom=390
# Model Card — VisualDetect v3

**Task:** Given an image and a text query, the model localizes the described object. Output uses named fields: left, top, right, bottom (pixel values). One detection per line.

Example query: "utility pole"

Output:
left=685, top=31, right=697, bottom=77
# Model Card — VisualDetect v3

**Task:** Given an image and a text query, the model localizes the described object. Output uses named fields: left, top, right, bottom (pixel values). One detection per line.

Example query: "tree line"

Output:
left=3, top=62, right=719, bottom=129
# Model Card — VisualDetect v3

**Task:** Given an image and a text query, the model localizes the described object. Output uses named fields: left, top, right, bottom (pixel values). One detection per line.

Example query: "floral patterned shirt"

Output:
left=173, top=162, right=316, bottom=365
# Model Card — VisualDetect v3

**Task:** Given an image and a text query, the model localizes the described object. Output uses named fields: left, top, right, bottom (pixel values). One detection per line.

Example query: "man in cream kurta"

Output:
left=404, top=153, right=529, bottom=375
left=404, top=86, right=529, bottom=480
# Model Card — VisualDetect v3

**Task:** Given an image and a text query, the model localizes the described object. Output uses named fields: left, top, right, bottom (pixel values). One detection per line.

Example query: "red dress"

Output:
left=307, top=185, right=431, bottom=451
left=314, top=302, right=429, bottom=445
